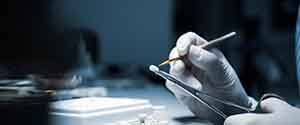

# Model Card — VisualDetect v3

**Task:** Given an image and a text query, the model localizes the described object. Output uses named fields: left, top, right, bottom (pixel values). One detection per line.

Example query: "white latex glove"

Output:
left=224, top=97, right=300, bottom=125
left=166, top=32, right=254, bottom=123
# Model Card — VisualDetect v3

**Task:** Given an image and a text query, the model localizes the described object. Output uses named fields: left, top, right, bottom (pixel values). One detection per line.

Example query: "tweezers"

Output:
left=150, top=65, right=283, bottom=119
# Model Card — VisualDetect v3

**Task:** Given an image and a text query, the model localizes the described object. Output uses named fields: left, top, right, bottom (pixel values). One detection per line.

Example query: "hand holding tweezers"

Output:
left=149, top=65, right=284, bottom=119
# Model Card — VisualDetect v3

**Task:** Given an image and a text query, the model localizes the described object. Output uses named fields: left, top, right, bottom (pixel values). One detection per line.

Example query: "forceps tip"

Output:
left=149, top=65, right=160, bottom=72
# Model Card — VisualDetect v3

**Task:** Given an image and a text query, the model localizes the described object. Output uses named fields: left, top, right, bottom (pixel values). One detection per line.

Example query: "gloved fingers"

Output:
left=169, top=60, right=186, bottom=79
left=176, top=32, right=208, bottom=56
left=166, top=60, right=202, bottom=94
left=260, top=97, right=292, bottom=113
left=187, top=45, right=238, bottom=87
left=224, top=113, right=268, bottom=125
left=166, top=48, right=202, bottom=98
left=169, top=47, right=185, bottom=74
left=210, top=48, right=227, bottom=61
left=166, top=48, right=186, bottom=96
left=188, top=45, right=220, bottom=72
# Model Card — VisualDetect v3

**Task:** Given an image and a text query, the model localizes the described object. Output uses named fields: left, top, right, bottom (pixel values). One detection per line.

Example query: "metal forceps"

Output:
left=149, top=65, right=283, bottom=119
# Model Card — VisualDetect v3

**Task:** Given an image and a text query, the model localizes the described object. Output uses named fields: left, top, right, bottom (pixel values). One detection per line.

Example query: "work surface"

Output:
left=95, top=79, right=300, bottom=125
left=108, top=84, right=213, bottom=125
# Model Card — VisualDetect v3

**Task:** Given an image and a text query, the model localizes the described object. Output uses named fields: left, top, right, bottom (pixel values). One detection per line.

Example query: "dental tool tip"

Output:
left=149, top=65, right=159, bottom=72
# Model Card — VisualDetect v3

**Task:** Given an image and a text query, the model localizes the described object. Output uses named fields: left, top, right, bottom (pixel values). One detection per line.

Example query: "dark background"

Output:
left=5, top=0, right=300, bottom=97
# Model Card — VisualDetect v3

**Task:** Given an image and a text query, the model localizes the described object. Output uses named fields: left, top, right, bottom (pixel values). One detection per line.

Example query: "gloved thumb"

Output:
left=260, top=97, right=291, bottom=113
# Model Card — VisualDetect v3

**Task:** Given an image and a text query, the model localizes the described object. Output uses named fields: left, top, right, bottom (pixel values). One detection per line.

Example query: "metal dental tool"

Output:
left=158, top=32, right=236, bottom=67
left=149, top=65, right=283, bottom=119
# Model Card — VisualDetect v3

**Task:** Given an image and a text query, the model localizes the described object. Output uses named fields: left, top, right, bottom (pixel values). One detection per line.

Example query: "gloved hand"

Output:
left=224, top=97, right=300, bottom=125
left=166, top=32, right=255, bottom=123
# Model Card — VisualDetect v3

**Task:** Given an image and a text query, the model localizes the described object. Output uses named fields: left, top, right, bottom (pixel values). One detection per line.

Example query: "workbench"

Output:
left=108, top=83, right=213, bottom=125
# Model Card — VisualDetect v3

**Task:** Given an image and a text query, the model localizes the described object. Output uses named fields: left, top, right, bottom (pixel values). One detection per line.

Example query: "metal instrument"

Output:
left=149, top=65, right=283, bottom=119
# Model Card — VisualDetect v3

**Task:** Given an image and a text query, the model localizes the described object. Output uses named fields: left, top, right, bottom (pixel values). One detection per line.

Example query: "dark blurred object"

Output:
left=101, top=64, right=129, bottom=78
left=174, top=0, right=241, bottom=39
left=79, top=28, right=101, bottom=65
left=239, top=0, right=299, bottom=97
left=6, top=0, right=101, bottom=82
left=0, top=86, right=51, bottom=125
left=271, top=0, right=298, bottom=30
left=173, top=116, right=212, bottom=125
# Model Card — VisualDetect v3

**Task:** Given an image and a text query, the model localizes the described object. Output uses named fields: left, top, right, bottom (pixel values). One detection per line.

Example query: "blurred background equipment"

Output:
left=7, top=0, right=299, bottom=94
left=5, top=0, right=300, bottom=124
left=0, top=85, right=51, bottom=125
